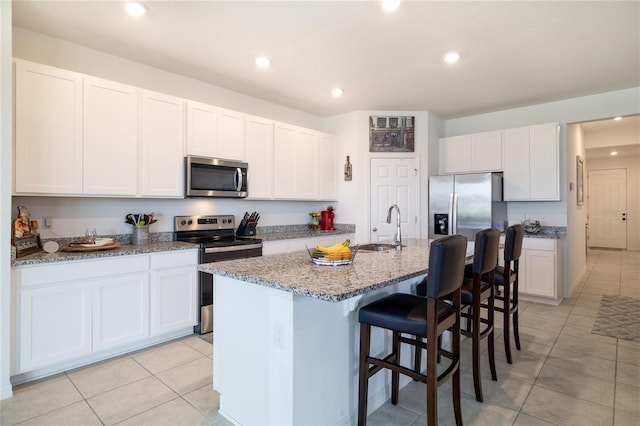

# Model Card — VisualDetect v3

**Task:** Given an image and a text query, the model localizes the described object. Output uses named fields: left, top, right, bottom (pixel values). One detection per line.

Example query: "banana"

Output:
left=315, top=239, right=351, bottom=254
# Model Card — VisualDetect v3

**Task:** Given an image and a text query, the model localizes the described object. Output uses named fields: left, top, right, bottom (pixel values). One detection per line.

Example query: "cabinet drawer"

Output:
left=522, top=238, right=556, bottom=251
left=19, top=256, right=149, bottom=287
left=150, top=250, right=198, bottom=270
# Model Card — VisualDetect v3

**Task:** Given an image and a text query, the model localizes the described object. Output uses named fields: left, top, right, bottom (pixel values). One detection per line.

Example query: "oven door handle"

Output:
left=204, top=243, right=262, bottom=254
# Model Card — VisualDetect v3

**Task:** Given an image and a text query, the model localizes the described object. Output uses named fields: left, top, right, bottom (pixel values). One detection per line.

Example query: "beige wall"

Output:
left=586, top=155, right=640, bottom=251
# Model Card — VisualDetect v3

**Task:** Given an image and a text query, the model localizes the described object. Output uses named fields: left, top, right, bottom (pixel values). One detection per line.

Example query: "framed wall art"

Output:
left=576, top=155, right=584, bottom=206
left=369, top=116, right=415, bottom=152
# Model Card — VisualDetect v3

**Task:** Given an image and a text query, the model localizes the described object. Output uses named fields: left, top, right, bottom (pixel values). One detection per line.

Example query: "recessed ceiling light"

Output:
left=124, top=2, right=146, bottom=17
left=380, top=0, right=402, bottom=12
left=444, top=52, right=460, bottom=64
left=331, top=88, right=344, bottom=98
left=613, top=116, right=622, bottom=121
left=610, top=151, right=618, bottom=156
left=255, top=56, right=271, bottom=69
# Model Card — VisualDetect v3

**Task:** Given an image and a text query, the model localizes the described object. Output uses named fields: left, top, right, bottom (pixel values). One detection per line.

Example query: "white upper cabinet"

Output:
left=318, top=133, right=338, bottom=200
left=185, top=100, right=218, bottom=158
left=217, top=108, right=246, bottom=161
left=440, top=130, right=502, bottom=174
left=185, top=102, right=245, bottom=161
left=140, top=91, right=185, bottom=197
left=504, top=123, right=559, bottom=201
left=245, top=115, right=274, bottom=199
left=273, top=122, right=298, bottom=199
left=83, top=77, right=139, bottom=196
left=14, top=60, right=83, bottom=194
left=295, top=128, right=318, bottom=199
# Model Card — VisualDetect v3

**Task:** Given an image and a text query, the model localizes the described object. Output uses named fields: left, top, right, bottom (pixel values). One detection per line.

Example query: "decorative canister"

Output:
left=131, top=225, right=149, bottom=245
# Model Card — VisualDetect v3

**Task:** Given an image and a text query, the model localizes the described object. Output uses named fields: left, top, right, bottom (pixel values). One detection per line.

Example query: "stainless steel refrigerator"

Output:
left=429, top=172, right=508, bottom=241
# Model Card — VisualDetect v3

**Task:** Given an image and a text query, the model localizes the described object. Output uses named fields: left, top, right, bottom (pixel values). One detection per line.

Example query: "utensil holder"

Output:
left=131, top=225, right=149, bottom=245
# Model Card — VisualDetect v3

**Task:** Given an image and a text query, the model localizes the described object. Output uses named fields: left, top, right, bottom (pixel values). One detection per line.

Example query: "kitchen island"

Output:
left=198, top=238, right=473, bottom=425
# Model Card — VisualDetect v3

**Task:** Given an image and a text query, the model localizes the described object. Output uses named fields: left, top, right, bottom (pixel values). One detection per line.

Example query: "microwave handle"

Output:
left=235, top=168, right=243, bottom=191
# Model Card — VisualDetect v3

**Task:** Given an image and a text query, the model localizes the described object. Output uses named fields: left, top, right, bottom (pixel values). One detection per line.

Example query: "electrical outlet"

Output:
left=44, top=216, right=52, bottom=228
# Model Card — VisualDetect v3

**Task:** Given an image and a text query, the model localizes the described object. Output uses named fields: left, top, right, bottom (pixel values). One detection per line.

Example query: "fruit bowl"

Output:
left=523, top=220, right=541, bottom=234
left=307, top=240, right=358, bottom=266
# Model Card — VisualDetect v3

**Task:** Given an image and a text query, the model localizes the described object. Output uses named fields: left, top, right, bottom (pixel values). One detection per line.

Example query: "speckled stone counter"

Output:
left=256, top=223, right=355, bottom=242
left=198, top=238, right=472, bottom=302
left=523, top=226, right=566, bottom=239
left=11, top=241, right=197, bottom=267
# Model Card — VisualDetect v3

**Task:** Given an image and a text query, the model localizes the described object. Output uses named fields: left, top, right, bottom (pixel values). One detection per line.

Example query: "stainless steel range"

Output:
left=174, top=215, right=262, bottom=334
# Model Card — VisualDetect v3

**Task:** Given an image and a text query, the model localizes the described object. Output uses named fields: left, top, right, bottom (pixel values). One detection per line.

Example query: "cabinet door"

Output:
left=218, top=108, right=245, bottom=161
left=440, top=135, right=471, bottom=174
left=19, top=283, right=92, bottom=372
left=141, top=91, right=185, bottom=197
left=295, top=128, right=319, bottom=199
left=186, top=101, right=218, bottom=157
left=150, top=266, right=198, bottom=335
left=471, top=131, right=502, bottom=172
left=245, top=115, right=274, bottom=199
left=503, top=126, right=531, bottom=201
left=524, top=249, right=556, bottom=298
left=274, top=122, right=298, bottom=199
left=93, top=273, right=150, bottom=351
left=319, top=133, right=338, bottom=201
left=14, top=60, right=83, bottom=194
left=529, top=123, right=559, bottom=200
left=83, top=77, right=139, bottom=195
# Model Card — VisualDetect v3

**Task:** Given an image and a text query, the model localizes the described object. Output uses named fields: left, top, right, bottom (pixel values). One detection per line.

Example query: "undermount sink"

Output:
left=358, top=243, right=398, bottom=252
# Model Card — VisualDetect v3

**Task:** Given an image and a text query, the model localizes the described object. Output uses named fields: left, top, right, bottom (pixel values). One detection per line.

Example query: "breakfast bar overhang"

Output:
left=198, top=239, right=473, bottom=425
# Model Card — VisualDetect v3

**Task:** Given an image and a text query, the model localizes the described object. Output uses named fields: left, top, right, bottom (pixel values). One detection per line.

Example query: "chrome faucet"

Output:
left=386, top=204, right=402, bottom=250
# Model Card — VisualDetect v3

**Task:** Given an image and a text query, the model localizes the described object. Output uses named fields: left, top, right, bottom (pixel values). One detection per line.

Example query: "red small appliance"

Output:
left=320, top=210, right=334, bottom=231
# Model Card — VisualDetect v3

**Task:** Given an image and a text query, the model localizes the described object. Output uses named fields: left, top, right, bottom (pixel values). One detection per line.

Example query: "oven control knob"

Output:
left=188, top=220, right=193, bottom=225
left=180, top=220, right=187, bottom=226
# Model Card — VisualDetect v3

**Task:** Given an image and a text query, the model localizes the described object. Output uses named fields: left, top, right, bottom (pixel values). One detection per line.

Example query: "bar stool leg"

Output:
left=488, top=284, right=497, bottom=381
left=391, top=331, right=400, bottom=405
left=472, top=302, right=483, bottom=402
left=358, top=323, right=371, bottom=426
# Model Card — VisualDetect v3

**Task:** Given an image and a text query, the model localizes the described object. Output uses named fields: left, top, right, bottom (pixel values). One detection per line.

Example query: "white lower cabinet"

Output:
left=93, top=273, right=150, bottom=352
left=12, top=249, right=198, bottom=376
left=517, top=238, right=562, bottom=304
left=150, top=251, right=198, bottom=336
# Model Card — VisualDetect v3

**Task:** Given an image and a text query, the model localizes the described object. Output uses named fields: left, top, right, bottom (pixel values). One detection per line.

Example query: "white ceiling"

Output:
left=12, top=0, right=640, bottom=119
left=581, top=115, right=640, bottom=159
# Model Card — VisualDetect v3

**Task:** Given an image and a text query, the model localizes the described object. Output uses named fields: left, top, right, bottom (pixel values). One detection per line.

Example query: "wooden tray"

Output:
left=60, top=242, right=121, bottom=252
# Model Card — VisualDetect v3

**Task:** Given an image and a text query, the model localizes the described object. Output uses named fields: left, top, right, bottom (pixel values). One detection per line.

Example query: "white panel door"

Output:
left=370, top=158, right=419, bottom=242
left=186, top=101, right=218, bottom=157
left=218, top=108, right=245, bottom=161
left=274, top=122, right=298, bottom=199
left=150, top=267, right=198, bottom=335
left=83, top=77, right=139, bottom=195
left=19, top=283, right=92, bottom=371
left=14, top=60, right=83, bottom=194
left=295, top=128, right=318, bottom=199
left=141, top=91, right=185, bottom=197
left=588, top=168, right=627, bottom=249
left=529, top=123, right=559, bottom=200
left=503, top=126, right=531, bottom=200
left=93, top=273, right=150, bottom=351
left=524, top=249, right=556, bottom=298
left=246, top=115, right=274, bottom=199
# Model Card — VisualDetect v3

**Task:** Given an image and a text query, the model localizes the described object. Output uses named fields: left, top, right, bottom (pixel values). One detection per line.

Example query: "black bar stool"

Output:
left=493, top=224, right=524, bottom=364
left=357, top=234, right=467, bottom=426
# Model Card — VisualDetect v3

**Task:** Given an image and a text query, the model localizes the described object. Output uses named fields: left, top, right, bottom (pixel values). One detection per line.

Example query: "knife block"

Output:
left=237, top=222, right=257, bottom=236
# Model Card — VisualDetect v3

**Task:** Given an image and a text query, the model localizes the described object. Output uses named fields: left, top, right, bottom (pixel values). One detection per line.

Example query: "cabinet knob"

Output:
left=372, top=227, right=377, bottom=232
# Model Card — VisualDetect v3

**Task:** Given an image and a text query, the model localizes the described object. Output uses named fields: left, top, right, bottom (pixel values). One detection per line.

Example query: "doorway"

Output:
left=588, top=168, right=628, bottom=249
left=369, top=157, right=419, bottom=242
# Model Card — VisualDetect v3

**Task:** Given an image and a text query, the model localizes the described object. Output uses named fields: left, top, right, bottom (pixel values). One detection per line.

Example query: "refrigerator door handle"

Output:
left=449, top=192, right=455, bottom=235
left=452, top=192, right=458, bottom=234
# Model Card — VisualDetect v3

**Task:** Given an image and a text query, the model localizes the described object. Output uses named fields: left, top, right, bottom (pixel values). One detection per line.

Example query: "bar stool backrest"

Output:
left=471, top=228, right=500, bottom=275
left=425, top=234, right=468, bottom=299
left=505, top=224, right=525, bottom=262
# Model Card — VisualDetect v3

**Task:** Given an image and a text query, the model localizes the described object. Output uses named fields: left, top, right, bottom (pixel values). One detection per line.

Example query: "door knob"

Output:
left=372, top=227, right=377, bottom=232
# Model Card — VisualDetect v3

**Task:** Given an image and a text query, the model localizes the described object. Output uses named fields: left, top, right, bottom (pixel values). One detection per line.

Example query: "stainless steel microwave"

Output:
left=185, top=156, right=248, bottom=198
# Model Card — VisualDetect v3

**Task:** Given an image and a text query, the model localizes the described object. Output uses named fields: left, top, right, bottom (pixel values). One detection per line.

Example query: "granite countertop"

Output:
left=12, top=241, right=198, bottom=267
left=198, top=238, right=473, bottom=303
left=522, top=226, right=566, bottom=239
left=256, top=224, right=355, bottom=242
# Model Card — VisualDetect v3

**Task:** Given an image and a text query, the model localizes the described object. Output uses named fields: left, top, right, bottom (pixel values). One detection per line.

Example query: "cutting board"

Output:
left=60, top=242, right=121, bottom=252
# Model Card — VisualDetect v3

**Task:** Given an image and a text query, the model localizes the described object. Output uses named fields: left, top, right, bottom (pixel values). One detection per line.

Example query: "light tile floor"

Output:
left=1, top=248, right=638, bottom=425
